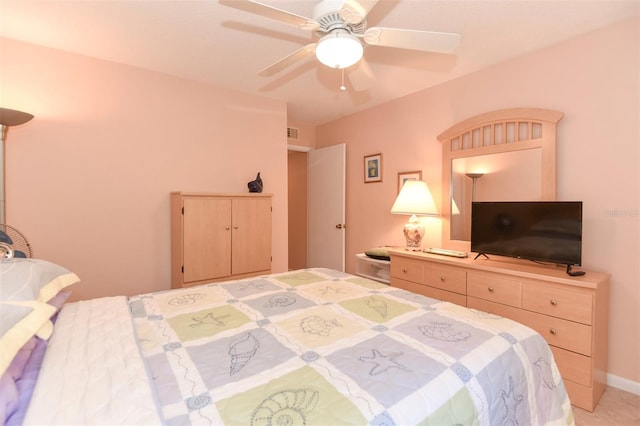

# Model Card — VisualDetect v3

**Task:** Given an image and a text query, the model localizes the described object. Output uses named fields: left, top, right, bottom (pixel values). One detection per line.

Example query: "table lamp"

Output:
left=391, top=180, right=438, bottom=250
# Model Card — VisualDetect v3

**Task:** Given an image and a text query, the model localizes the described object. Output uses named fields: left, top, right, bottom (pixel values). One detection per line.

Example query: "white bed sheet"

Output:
left=23, top=296, right=162, bottom=425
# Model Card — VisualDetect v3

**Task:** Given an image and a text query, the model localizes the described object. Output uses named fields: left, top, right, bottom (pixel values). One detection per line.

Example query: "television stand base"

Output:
left=474, top=252, right=489, bottom=260
left=566, top=264, right=586, bottom=276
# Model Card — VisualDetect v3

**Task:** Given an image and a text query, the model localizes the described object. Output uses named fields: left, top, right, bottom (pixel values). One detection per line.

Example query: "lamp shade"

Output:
left=0, top=108, right=34, bottom=127
left=315, top=31, right=363, bottom=69
left=391, top=180, right=438, bottom=215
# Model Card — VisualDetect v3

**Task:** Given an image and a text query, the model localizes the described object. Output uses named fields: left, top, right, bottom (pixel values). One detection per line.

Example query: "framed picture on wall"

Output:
left=397, top=170, right=422, bottom=193
left=364, top=153, right=382, bottom=183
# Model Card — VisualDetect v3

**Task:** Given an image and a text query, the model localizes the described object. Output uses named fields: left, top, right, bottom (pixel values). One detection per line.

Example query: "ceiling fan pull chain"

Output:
left=340, top=69, right=347, bottom=91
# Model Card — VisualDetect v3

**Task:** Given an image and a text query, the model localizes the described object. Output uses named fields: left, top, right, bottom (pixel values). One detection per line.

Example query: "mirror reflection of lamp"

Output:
left=391, top=180, right=438, bottom=251
left=465, top=172, right=485, bottom=201
left=0, top=108, right=35, bottom=224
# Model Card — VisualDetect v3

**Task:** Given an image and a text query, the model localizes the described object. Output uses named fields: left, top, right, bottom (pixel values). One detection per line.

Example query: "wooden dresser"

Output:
left=389, top=248, right=609, bottom=412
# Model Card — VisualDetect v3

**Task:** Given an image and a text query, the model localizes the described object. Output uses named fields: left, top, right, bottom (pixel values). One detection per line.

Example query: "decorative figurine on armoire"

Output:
left=248, top=172, right=263, bottom=193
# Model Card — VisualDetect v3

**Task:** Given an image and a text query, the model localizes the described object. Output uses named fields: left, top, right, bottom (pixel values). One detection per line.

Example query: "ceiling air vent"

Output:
left=287, top=127, right=299, bottom=140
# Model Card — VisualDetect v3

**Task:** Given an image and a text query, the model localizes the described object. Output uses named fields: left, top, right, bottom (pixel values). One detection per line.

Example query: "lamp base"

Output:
left=403, top=214, right=425, bottom=251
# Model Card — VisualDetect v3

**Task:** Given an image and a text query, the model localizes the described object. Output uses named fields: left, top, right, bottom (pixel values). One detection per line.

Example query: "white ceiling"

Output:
left=1, top=0, right=638, bottom=126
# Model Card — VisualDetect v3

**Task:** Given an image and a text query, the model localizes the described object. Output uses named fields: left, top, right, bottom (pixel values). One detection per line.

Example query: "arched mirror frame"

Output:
left=437, top=108, right=564, bottom=251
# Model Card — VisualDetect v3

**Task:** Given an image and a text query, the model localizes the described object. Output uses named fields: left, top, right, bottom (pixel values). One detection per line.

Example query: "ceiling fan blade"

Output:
left=347, top=59, right=374, bottom=91
left=339, top=0, right=379, bottom=24
left=364, top=27, right=461, bottom=53
left=258, top=43, right=317, bottom=76
left=219, top=0, right=320, bottom=31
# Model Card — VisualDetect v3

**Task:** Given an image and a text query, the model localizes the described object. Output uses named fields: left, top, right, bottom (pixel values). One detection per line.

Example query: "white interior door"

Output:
left=307, top=143, right=346, bottom=270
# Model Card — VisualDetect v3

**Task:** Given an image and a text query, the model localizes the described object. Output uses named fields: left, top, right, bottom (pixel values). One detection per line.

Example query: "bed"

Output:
left=1, top=259, right=574, bottom=425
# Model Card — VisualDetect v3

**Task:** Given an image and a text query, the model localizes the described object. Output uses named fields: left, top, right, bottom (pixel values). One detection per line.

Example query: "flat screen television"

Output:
left=471, top=201, right=583, bottom=266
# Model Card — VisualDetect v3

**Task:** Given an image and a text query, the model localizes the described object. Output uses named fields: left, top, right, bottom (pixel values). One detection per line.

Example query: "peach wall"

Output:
left=1, top=38, right=289, bottom=301
left=317, top=18, right=639, bottom=388
left=287, top=120, right=316, bottom=150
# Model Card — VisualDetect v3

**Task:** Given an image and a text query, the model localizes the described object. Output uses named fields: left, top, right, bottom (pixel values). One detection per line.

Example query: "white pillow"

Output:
left=0, top=259, right=79, bottom=304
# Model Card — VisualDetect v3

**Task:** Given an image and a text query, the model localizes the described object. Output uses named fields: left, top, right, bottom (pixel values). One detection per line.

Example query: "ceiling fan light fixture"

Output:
left=315, top=31, right=363, bottom=69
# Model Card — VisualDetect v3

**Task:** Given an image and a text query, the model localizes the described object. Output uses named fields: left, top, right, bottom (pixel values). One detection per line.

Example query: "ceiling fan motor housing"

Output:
left=313, top=0, right=366, bottom=35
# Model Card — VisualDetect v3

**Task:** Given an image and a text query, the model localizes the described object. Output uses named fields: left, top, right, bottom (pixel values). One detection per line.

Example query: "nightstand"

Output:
left=355, top=253, right=390, bottom=284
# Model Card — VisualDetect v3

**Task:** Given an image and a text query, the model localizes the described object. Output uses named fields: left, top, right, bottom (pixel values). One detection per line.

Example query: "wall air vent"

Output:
left=287, top=127, right=299, bottom=140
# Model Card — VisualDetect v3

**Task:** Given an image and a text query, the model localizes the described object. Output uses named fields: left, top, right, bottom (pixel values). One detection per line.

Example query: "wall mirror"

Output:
left=437, top=108, right=564, bottom=251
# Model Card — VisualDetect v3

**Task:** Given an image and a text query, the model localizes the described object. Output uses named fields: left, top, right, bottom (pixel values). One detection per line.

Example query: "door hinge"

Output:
left=181, top=207, right=184, bottom=215
left=181, top=265, right=184, bottom=274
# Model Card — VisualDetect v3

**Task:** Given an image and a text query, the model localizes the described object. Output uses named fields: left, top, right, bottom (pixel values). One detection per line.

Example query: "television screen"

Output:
left=471, top=201, right=583, bottom=266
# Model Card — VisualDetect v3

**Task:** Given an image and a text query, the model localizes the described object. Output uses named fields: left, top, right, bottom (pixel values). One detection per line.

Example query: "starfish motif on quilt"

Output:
left=189, top=312, right=231, bottom=328
left=359, top=349, right=412, bottom=376
left=500, top=376, right=524, bottom=425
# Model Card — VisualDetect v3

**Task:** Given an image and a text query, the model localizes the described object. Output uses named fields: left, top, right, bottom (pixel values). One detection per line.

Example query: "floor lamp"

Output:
left=0, top=108, right=35, bottom=224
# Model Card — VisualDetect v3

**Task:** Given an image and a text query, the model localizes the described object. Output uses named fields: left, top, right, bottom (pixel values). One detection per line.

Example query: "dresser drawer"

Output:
left=424, top=265, right=466, bottom=294
left=522, top=283, right=593, bottom=325
left=468, top=297, right=592, bottom=356
left=390, top=256, right=423, bottom=283
left=467, top=272, right=522, bottom=308
left=522, top=309, right=592, bottom=356
left=551, top=346, right=592, bottom=388
left=393, top=278, right=466, bottom=306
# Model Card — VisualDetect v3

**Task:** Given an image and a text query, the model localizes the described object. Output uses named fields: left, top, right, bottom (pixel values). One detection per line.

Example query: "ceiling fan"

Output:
left=218, top=0, right=461, bottom=86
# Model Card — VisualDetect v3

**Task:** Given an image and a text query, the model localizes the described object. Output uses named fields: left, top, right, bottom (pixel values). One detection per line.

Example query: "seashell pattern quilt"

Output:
left=128, top=268, right=574, bottom=425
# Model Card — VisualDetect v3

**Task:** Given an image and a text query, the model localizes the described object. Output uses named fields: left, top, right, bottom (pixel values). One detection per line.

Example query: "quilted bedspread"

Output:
left=128, top=268, right=573, bottom=425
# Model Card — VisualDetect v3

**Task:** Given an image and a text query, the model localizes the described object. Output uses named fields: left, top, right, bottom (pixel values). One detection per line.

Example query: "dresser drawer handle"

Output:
left=549, top=328, right=557, bottom=335
left=550, top=299, right=558, bottom=306
left=440, top=276, right=446, bottom=282
left=488, top=287, right=494, bottom=292
left=402, top=268, right=408, bottom=273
